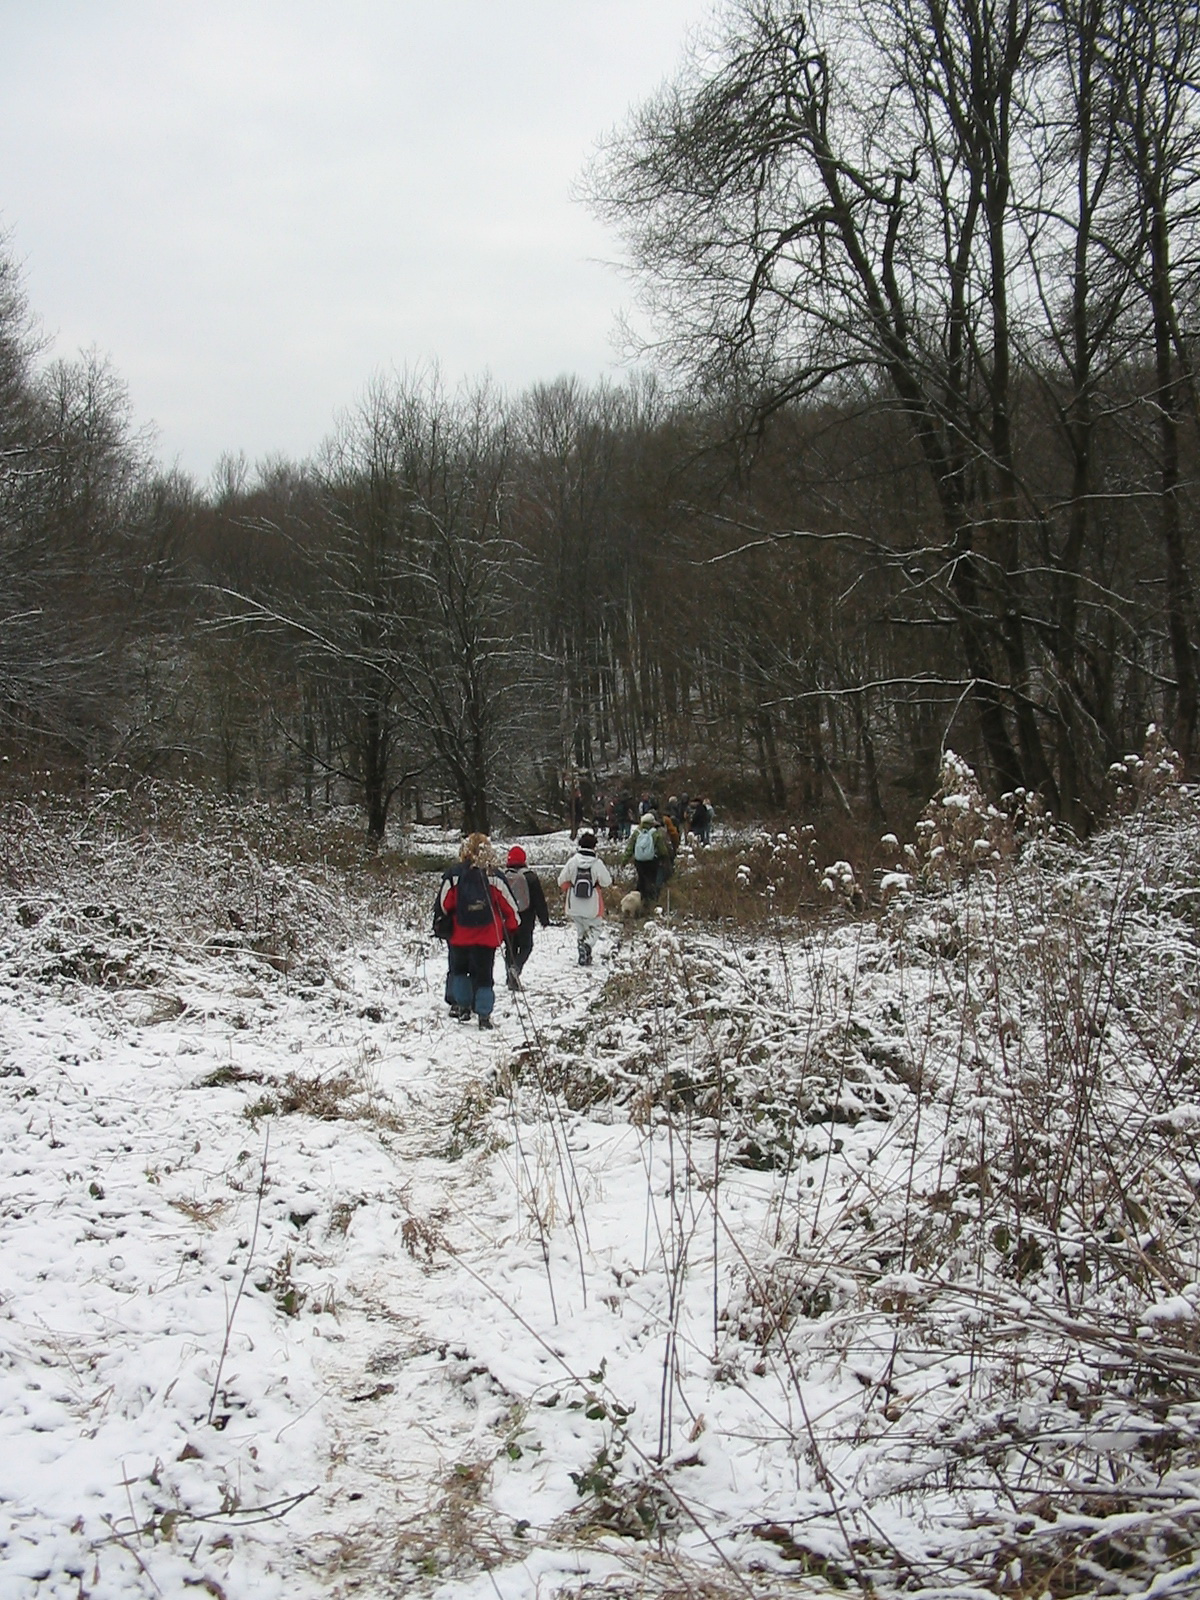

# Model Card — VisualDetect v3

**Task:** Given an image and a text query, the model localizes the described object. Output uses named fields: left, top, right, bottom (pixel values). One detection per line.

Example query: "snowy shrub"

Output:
left=0, top=783, right=427, bottom=994
left=727, top=1254, right=859, bottom=1347
left=732, top=823, right=824, bottom=917
left=912, top=748, right=1013, bottom=880
left=526, top=923, right=911, bottom=1158
left=522, top=792, right=1200, bottom=1593
left=877, top=869, right=912, bottom=905
left=1109, top=721, right=1187, bottom=812
left=999, top=781, right=1052, bottom=840
left=818, top=858, right=861, bottom=908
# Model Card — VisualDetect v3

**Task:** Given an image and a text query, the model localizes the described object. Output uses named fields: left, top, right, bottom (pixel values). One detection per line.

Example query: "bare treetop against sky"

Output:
left=0, top=0, right=713, bottom=482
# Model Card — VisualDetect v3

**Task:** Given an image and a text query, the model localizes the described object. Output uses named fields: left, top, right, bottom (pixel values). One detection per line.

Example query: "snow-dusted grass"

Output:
left=3, top=780, right=1200, bottom=1597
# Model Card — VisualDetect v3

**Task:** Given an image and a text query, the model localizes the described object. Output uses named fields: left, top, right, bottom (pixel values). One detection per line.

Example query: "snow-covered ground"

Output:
left=3, top=786, right=1200, bottom=1598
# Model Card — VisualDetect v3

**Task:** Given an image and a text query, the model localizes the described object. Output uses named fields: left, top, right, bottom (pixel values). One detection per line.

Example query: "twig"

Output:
left=207, top=1129, right=270, bottom=1426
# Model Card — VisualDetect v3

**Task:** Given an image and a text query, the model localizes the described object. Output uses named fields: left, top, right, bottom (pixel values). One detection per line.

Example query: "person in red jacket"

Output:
left=436, top=833, right=519, bottom=1029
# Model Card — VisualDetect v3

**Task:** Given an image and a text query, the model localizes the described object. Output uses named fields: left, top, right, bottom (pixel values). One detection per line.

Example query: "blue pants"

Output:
left=446, top=944, right=497, bottom=1017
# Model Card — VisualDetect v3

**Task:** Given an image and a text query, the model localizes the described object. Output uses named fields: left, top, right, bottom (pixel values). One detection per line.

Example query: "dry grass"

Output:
left=167, top=1195, right=230, bottom=1228
left=222, top=1067, right=406, bottom=1134
left=400, top=1212, right=445, bottom=1265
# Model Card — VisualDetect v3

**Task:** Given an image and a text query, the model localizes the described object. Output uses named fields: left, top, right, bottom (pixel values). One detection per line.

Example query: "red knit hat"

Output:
left=506, top=845, right=527, bottom=867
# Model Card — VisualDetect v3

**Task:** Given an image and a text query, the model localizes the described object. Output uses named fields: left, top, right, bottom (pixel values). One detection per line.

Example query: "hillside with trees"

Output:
left=1, top=2, right=1198, bottom=840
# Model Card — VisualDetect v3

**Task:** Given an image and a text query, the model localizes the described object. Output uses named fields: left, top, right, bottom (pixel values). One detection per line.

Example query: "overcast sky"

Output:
left=0, top=1, right=716, bottom=483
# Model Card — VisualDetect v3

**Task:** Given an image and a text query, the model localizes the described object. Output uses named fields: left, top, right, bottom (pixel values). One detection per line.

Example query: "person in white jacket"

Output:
left=557, top=830, right=612, bottom=966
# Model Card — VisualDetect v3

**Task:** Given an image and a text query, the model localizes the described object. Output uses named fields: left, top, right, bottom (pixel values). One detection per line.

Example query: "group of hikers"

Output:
left=433, top=797, right=713, bottom=1029
left=573, top=789, right=714, bottom=848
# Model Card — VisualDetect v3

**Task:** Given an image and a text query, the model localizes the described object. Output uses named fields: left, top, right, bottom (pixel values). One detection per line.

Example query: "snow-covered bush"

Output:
left=818, top=857, right=861, bottom=908
left=911, top=749, right=1013, bottom=880
left=494, top=789, right=1200, bottom=1594
left=0, top=782, right=412, bottom=986
left=732, top=823, right=824, bottom=916
left=1109, top=721, right=1187, bottom=812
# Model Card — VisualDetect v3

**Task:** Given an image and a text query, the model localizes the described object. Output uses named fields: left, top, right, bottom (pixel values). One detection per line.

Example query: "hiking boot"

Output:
left=450, top=1004, right=471, bottom=1022
left=577, top=943, right=592, bottom=967
left=477, top=1014, right=494, bottom=1030
left=505, top=968, right=522, bottom=991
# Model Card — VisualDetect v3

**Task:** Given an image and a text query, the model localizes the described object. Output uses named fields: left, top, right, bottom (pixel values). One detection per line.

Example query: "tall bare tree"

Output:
left=588, top=0, right=1200, bottom=806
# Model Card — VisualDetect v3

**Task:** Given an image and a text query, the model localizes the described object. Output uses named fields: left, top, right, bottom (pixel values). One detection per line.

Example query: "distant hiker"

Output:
left=624, top=813, right=668, bottom=903
left=658, top=814, right=679, bottom=895
left=690, top=796, right=712, bottom=846
left=501, top=845, right=549, bottom=991
left=434, top=833, right=519, bottom=1029
left=558, top=829, right=612, bottom=966
left=615, top=792, right=633, bottom=840
left=662, top=812, right=680, bottom=858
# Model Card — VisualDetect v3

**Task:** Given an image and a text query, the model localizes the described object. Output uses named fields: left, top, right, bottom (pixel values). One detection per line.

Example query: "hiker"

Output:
left=558, top=829, right=612, bottom=966
left=662, top=810, right=681, bottom=858
left=624, top=813, right=668, bottom=903
left=434, top=833, right=519, bottom=1029
left=615, top=792, right=633, bottom=840
left=501, top=845, right=550, bottom=990
left=690, top=796, right=712, bottom=846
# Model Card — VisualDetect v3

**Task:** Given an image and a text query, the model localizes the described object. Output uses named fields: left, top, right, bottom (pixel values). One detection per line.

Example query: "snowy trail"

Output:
left=292, top=928, right=612, bottom=1591
left=0, top=882, right=615, bottom=1599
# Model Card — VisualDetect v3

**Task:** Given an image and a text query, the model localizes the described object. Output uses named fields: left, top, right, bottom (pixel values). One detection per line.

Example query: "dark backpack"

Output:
left=432, top=871, right=454, bottom=939
left=573, top=861, right=595, bottom=901
left=453, top=864, right=494, bottom=928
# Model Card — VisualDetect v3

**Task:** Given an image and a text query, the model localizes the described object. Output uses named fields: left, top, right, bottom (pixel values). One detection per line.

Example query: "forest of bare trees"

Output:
left=1, top=0, right=1197, bottom=839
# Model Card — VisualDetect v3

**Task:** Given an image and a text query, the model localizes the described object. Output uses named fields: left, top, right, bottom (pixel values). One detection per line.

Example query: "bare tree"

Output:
left=1105, top=0, right=1200, bottom=765
left=207, top=376, right=546, bottom=837
left=588, top=0, right=1200, bottom=807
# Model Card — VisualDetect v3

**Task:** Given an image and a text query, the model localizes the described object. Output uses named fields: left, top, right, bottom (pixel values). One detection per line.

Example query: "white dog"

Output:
left=620, top=890, right=644, bottom=921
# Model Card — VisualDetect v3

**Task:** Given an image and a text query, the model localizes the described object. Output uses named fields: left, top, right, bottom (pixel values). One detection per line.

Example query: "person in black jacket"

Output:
left=690, top=796, right=713, bottom=846
left=501, top=845, right=550, bottom=990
